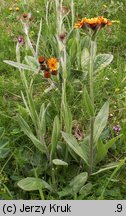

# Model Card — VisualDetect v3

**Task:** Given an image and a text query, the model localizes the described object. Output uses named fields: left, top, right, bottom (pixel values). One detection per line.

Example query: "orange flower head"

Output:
left=44, top=71, right=51, bottom=78
left=74, top=16, right=112, bottom=30
left=47, top=58, right=58, bottom=71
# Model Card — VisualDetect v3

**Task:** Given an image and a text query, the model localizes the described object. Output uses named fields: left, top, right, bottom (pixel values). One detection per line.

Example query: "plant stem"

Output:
left=34, top=169, right=45, bottom=200
left=51, top=167, right=57, bottom=190
left=89, top=40, right=95, bottom=174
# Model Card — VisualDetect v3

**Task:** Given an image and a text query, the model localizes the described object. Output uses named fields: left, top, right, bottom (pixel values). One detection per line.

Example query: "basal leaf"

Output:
left=17, top=177, right=52, bottom=191
left=69, top=172, right=88, bottom=193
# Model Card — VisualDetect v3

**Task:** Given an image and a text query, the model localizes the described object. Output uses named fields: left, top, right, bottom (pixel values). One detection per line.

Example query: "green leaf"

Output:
left=80, top=134, right=90, bottom=164
left=83, top=86, right=94, bottom=116
left=58, top=186, right=72, bottom=198
left=99, top=158, right=126, bottom=199
left=62, top=132, right=89, bottom=165
left=81, top=36, right=90, bottom=49
left=79, top=183, right=93, bottom=197
left=0, top=127, right=5, bottom=139
left=96, top=135, right=121, bottom=164
left=63, top=103, right=72, bottom=134
left=50, top=116, right=60, bottom=158
left=52, top=159, right=68, bottom=166
left=105, top=135, right=121, bottom=151
left=0, top=148, right=10, bottom=159
left=36, top=18, right=42, bottom=56
left=94, top=54, right=113, bottom=73
left=0, top=139, right=9, bottom=150
left=18, top=115, right=46, bottom=153
left=17, top=177, right=52, bottom=191
left=69, top=172, right=88, bottom=193
left=81, top=48, right=90, bottom=70
left=96, top=139, right=107, bottom=164
left=68, top=38, right=77, bottom=62
left=39, top=103, right=47, bottom=135
left=3, top=60, right=38, bottom=73
left=91, top=162, right=120, bottom=175
left=25, top=56, right=39, bottom=68
left=58, top=172, right=88, bottom=197
left=94, top=101, right=109, bottom=144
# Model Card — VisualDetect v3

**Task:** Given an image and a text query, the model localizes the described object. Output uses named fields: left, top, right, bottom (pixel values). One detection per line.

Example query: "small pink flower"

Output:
left=18, top=36, right=25, bottom=44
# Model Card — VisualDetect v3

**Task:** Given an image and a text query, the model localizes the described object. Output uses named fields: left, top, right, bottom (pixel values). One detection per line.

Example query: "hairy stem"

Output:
left=89, top=40, right=95, bottom=174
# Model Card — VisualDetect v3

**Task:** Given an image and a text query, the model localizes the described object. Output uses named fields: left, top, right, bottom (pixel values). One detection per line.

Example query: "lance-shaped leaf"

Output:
left=81, top=48, right=90, bottom=70
left=39, top=103, right=47, bottom=135
left=36, top=18, right=42, bottom=56
left=91, top=162, right=120, bottom=176
left=94, top=54, right=113, bottom=73
left=63, top=103, right=72, bottom=134
left=3, top=60, right=38, bottom=73
left=94, top=101, right=109, bottom=145
left=83, top=86, right=94, bottom=116
left=0, top=127, right=5, bottom=139
left=96, top=135, right=121, bottom=164
left=18, top=115, right=46, bottom=153
left=50, top=116, right=60, bottom=158
left=68, top=37, right=77, bottom=62
left=62, top=132, right=89, bottom=165
left=17, top=177, right=52, bottom=191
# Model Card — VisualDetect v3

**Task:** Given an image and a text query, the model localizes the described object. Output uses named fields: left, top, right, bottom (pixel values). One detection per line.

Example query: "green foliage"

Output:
left=62, top=131, right=89, bottom=165
left=58, top=172, right=88, bottom=198
left=82, top=86, right=94, bottom=117
left=94, top=101, right=109, bottom=144
left=0, top=128, right=10, bottom=159
left=17, top=177, right=52, bottom=192
left=50, top=116, right=60, bottom=159
left=0, top=0, right=126, bottom=200
left=94, top=54, right=113, bottom=73
left=52, top=159, right=68, bottom=166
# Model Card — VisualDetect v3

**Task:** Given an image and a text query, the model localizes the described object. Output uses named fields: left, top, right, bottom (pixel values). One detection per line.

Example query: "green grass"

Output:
left=0, top=0, right=126, bottom=200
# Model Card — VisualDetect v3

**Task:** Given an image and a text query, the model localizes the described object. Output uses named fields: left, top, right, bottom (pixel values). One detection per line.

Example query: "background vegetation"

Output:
left=0, top=0, right=126, bottom=199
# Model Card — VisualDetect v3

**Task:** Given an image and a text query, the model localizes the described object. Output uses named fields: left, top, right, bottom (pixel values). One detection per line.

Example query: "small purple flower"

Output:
left=113, top=125, right=121, bottom=134
left=18, top=36, right=25, bottom=44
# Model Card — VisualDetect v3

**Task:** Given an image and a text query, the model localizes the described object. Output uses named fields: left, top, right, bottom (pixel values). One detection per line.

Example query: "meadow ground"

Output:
left=0, top=0, right=126, bottom=200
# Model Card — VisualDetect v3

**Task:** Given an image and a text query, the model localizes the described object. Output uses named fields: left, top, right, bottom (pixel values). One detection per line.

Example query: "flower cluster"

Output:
left=74, top=16, right=112, bottom=30
left=8, top=0, right=20, bottom=12
left=38, top=57, right=58, bottom=78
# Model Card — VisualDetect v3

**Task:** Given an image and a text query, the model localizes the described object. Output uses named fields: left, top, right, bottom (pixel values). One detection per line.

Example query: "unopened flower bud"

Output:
left=44, top=71, right=51, bottom=78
